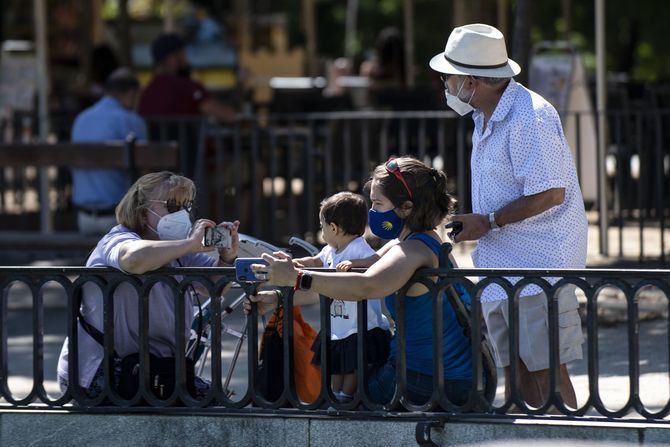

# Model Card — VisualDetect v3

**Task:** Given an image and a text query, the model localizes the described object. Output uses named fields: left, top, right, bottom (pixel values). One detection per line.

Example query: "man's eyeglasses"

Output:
left=149, top=199, right=193, bottom=214
left=385, top=158, right=413, bottom=200
left=440, top=74, right=453, bottom=89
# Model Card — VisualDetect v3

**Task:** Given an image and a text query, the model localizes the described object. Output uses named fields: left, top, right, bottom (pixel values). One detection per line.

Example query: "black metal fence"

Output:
left=2, top=108, right=670, bottom=260
left=1, top=265, right=669, bottom=421
left=185, top=111, right=468, bottom=244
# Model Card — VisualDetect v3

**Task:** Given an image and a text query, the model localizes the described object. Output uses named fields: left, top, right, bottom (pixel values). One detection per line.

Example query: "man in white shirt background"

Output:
left=430, top=23, right=588, bottom=409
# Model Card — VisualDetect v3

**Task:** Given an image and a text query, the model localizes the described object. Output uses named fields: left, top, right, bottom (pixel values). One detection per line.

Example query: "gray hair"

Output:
left=473, top=76, right=510, bottom=86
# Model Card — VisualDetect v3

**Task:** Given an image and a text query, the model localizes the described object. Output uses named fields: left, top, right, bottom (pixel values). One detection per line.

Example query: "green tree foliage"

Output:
left=278, top=0, right=666, bottom=82
left=531, top=0, right=668, bottom=81
left=272, top=0, right=450, bottom=82
left=237, top=0, right=668, bottom=82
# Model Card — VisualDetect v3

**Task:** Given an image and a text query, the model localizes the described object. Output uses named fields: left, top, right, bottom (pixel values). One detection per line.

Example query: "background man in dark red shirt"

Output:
left=139, top=33, right=235, bottom=120
left=139, top=33, right=235, bottom=177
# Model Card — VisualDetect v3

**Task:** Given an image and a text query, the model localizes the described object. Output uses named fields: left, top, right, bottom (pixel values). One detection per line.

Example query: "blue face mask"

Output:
left=368, top=208, right=404, bottom=240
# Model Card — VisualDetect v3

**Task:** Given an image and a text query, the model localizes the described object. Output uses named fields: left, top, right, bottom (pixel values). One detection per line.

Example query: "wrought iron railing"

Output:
left=1, top=265, right=669, bottom=421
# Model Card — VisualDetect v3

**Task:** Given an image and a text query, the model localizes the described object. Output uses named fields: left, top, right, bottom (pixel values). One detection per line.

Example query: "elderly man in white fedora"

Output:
left=430, top=23, right=588, bottom=410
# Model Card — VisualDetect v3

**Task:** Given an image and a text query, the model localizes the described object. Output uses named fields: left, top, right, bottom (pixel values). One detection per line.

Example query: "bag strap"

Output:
left=75, top=286, right=120, bottom=358
left=439, top=242, right=472, bottom=337
left=440, top=242, right=498, bottom=404
left=77, top=250, right=105, bottom=348
left=75, top=288, right=104, bottom=345
left=78, top=309, right=106, bottom=347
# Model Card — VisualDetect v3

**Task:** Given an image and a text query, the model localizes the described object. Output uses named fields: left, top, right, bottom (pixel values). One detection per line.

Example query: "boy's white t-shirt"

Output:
left=317, top=236, right=389, bottom=340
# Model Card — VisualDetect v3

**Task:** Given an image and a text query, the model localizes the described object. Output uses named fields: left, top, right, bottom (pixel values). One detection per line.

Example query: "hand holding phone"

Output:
left=204, top=226, right=232, bottom=249
left=444, top=221, right=463, bottom=241
left=234, top=258, right=269, bottom=283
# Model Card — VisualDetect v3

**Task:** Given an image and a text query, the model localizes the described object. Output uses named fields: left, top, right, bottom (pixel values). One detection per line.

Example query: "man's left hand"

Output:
left=449, top=213, right=489, bottom=243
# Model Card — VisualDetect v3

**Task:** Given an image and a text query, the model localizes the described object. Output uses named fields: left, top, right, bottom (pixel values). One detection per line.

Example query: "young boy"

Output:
left=293, top=192, right=390, bottom=402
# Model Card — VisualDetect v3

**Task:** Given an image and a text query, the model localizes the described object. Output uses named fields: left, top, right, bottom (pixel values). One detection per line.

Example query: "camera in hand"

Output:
left=203, top=226, right=232, bottom=249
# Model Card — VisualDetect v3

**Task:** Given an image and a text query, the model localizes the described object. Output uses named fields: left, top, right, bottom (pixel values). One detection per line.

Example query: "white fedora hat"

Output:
left=429, top=23, right=521, bottom=78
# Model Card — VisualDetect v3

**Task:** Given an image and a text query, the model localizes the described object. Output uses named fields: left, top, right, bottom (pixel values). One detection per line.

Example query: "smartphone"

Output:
left=234, top=258, right=269, bottom=282
left=444, top=221, right=463, bottom=240
left=204, top=226, right=232, bottom=249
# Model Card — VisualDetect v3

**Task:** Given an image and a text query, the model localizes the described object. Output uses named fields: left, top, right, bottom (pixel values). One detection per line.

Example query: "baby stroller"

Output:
left=185, top=234, right=320, bottom=397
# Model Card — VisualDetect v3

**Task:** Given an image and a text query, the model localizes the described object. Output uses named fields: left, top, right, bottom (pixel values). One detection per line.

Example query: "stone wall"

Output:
left=2, top=412, right=670, bottom=446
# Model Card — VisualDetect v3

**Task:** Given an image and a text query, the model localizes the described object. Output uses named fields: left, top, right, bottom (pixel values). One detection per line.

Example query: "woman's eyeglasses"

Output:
left=385, top=158, right=413, bottom=200
left=149, top=199, right=193, bottom=214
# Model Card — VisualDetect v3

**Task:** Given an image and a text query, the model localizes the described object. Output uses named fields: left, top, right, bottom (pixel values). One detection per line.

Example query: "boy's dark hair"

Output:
left=319, top=192, right=368, bottom=236
left=366, top=156, right=456, bottom=232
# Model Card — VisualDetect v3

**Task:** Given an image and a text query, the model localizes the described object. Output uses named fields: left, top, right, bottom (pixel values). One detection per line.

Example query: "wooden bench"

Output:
left=0, top=139, right=178, bottom=171
left=0, top=139, right=179, bottom=253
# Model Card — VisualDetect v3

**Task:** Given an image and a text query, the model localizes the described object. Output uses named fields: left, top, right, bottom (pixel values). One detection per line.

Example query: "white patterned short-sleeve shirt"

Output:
left=469, top=79, right=588, bottom=302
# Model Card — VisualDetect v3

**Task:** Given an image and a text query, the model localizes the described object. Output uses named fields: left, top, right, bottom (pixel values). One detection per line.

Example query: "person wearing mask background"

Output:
left=71, top=67, right=147, bottom=236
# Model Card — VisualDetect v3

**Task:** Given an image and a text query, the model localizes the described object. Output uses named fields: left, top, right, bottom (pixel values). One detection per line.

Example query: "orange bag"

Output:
left=258, top=306, right=321, bottom=403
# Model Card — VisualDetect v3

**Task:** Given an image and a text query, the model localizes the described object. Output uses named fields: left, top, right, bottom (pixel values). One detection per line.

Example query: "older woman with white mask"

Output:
left=57, top=171, right=239, bottom=400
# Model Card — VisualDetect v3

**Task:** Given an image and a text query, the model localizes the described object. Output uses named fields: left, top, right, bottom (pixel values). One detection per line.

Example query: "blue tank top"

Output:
left=386, top=233, right=472, bottom=379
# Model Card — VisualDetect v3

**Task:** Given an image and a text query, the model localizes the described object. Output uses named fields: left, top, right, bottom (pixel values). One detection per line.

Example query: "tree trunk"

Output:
left=344, top=0, right=358, bottom=59
left=562, top=0, right=572, bottom=39
left=511, top=0, right=531, bottom=83
left=452, top=0, right=469, bottom=27
left=497, top=0, right=508, bottom=38
left=302, top=0, right=318, bottom=76
left=80, top=0, right=93, bottom=84
left=118, top=0, right=132, bottom=67
left=403, top=0, right=414, bottom=88
left=164, top=0, right=175, bottom=32
left=234, top=0, right=251, bottom=53
left=0, top=0, right=4, bottom=41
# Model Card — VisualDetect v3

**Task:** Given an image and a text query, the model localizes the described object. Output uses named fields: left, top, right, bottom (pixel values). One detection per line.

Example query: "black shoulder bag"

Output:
left=76, top=289, right=196, bottom=401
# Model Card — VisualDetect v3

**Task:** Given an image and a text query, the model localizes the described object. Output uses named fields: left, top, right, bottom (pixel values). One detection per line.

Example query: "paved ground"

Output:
left=2, top=221, right=669, bottom=417
left=448, top=220, right=670, bottom=415
left=448, top=213, right=670, bottom=268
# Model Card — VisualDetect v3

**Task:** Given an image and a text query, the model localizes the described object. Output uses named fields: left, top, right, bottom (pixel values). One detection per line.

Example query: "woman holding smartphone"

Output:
left=57, top=171, right=239, bottom=400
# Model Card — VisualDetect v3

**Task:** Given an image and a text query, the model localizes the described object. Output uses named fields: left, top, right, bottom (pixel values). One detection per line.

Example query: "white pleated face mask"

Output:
left=149, top=209, right=193, bottom=240
left=445, top=78, right=475, bottom=116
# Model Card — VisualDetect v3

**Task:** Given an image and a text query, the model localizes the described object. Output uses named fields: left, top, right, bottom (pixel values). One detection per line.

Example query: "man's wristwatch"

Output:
left=488, top=212, right=501, bottom=230
left=294, top=270, right=313, bottom=291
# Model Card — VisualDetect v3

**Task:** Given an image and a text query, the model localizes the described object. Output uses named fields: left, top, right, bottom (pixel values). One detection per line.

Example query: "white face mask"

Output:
left=148, top=209, right=192, bottom=240
left=445, top=78, right=475, bottom=116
